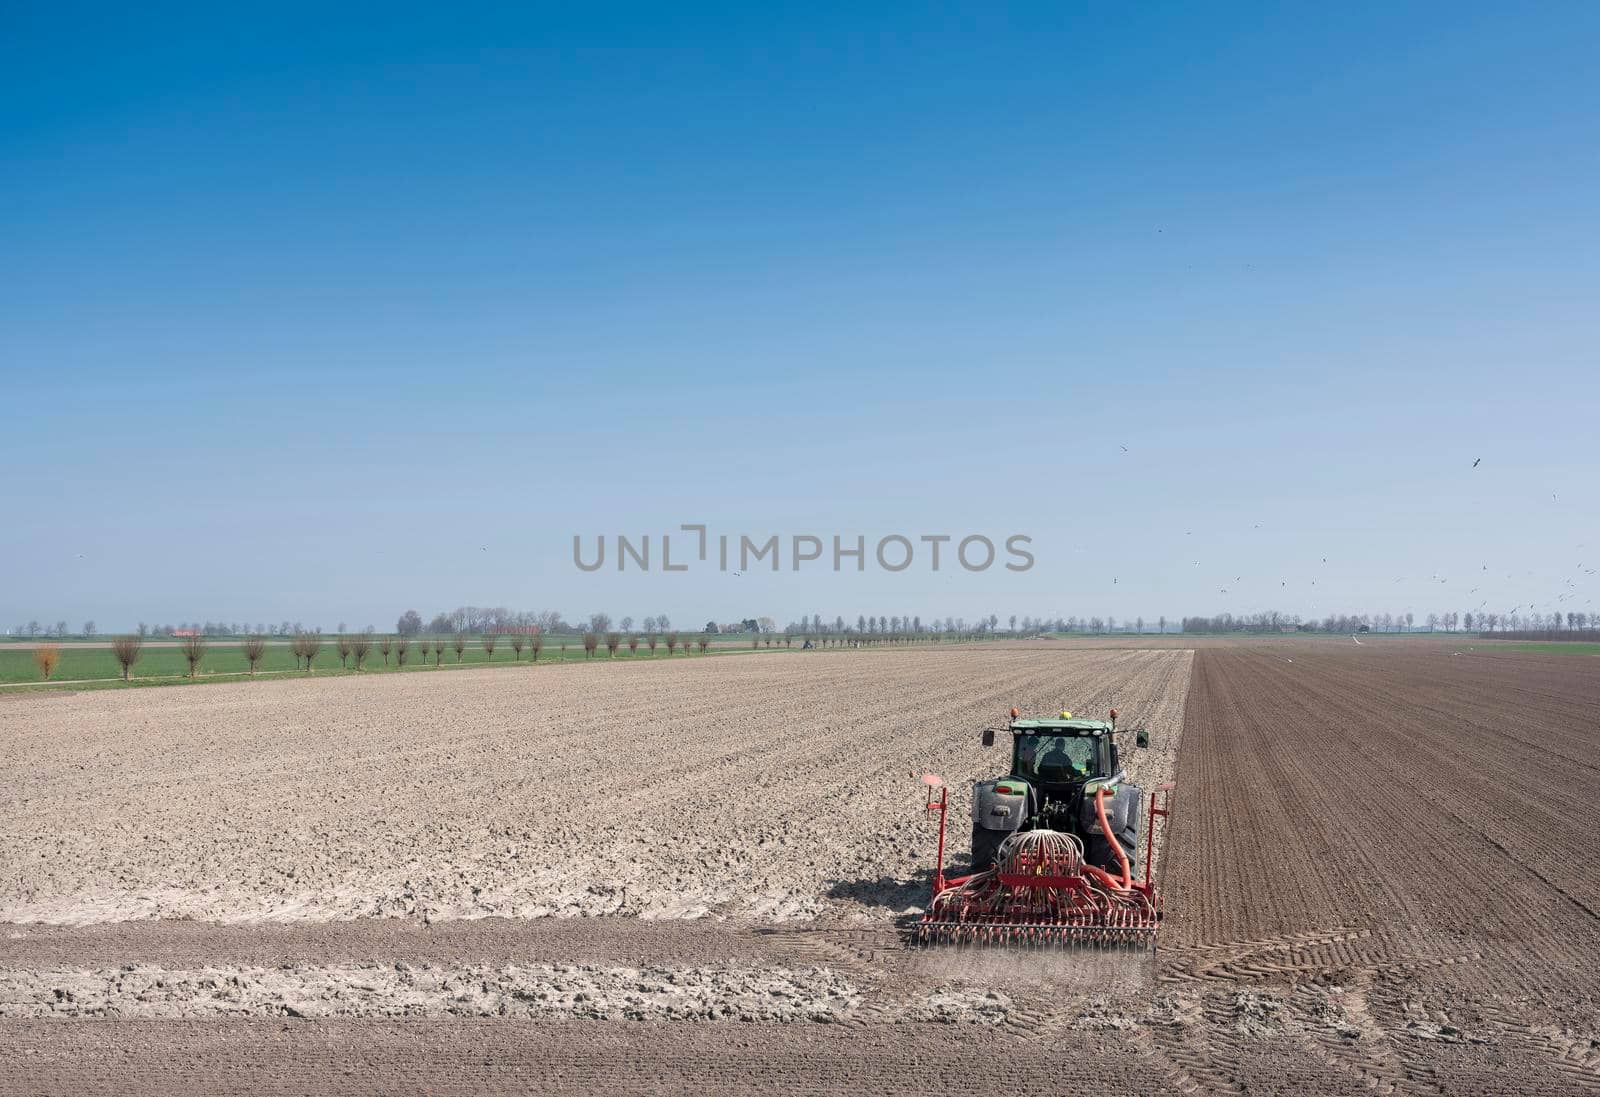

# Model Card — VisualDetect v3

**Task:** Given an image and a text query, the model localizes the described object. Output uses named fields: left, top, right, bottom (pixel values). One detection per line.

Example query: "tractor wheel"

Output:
left=1087, top=834, right=1138, bottom=875
left=970, top=824, right=1007, bottom=870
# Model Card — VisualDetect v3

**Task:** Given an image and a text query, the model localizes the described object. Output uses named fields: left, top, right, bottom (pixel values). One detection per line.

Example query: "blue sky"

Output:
left=3, top=3, right=1597, bottom=632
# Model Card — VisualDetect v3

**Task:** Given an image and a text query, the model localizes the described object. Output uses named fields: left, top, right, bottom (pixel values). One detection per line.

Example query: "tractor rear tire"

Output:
left=971, top=824, right=1007, bottom=871
left=1087, top=834, right=1138, bottom=876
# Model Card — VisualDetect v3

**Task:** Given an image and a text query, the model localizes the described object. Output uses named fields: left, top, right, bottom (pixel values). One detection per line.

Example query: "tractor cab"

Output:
left=972, top=710, right=1151, bottom=873
left=1009, top=719, right=1116, bottom=787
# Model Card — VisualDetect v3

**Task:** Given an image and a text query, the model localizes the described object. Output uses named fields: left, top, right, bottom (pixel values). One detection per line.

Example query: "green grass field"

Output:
left=0, top=631, right=994, bottom=690
left=1479, top=641, right=1600, bottom=656
left=0, top=638, right=769, bottom=687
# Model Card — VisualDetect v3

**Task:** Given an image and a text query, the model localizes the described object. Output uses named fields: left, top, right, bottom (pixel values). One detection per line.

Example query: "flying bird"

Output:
left=1352, top=636, right=1363, bottom=645
left=1473, top=458, right=1481, bottom=467
left=1120, top=445, right=1128, bottom=452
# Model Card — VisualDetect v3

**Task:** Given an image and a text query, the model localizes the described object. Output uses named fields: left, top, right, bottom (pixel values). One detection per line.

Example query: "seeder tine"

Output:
left=918, top=888, right=1161, bottom=951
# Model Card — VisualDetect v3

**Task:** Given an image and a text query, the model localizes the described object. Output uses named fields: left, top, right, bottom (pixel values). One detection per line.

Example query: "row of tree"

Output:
left=9, top=621, right=318, bottom=640
left=394, top=608, right=678, bottom=637
left=1181, top=610, right=1592, bottom=634
left=394, top=609, right=1075, bottom=640
left=18, top=607, right=1588, bottom=645
left=13, top=620, right=94, bottom=639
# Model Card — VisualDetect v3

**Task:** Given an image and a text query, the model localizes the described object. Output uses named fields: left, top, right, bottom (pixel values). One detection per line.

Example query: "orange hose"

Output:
left=1094, top=787, right=1132, bottom=891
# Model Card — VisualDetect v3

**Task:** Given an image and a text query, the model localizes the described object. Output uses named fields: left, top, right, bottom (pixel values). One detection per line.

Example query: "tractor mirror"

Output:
left=981, top=728, right=996, bottom=747
left=1135, top=729, right=1150, bottom=749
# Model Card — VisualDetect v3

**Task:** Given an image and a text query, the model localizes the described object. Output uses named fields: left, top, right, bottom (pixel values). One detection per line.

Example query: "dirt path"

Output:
left=0, top=916, right=1568, bottom=1096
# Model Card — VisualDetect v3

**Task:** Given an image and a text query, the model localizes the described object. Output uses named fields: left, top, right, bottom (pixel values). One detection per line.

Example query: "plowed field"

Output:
left=4, top=642, right=1599, bottom=1095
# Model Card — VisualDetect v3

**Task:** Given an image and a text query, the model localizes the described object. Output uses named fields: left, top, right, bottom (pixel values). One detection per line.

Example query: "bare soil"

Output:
left=0, top=648, right=1186, bottom=925
left=4, top=643, right=1598, bottom=1094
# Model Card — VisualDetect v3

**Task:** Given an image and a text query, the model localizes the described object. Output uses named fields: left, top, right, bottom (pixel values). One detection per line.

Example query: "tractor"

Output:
left=916, top=708, right=1173, bottom=947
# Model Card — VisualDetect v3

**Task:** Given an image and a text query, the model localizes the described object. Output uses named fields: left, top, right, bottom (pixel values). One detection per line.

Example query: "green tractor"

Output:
left=970, top=709, right=1151, bottom=874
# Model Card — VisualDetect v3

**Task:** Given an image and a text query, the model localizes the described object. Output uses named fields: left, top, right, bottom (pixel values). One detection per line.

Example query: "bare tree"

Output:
left=82, top=620, right=96, bottom=639
left=337, top=633, right=353, bottom=668
left=697, top=636, right=709, bottom=653
left=589, top=612, right=612, bottom=634
left=531, top=634, right=544, bottom=662
left=379, top=635, right=393, bottom=665
left=303, top=633, right=324, bottom=672
left=452, top=633, right=467, bottom=662
left=510, top=632, right=526, bottom=660
left=620, top=616, right=634, bottom=632
left=395, top=636, right=411, bottom=666
left=648, top=633, right=658, bottom=654
left=352, top=632, right=372, bottom=670
left=433, top=638, right=446, bottom=665
left=33, top=644, right=61, bottom=681
left=242, top=634, right=266, bottom=675
left=605, top=632, right=620, bottom=657
left=628, top=634, right=640, bottom=655
left=666, top=632, right=679, bottom=655
left=180, top=634, right=207, bottom=679
left=482, top=633, right=498, bottom=662
left=583, top=632, right=599, bottom=658
left=111, top=634, right=144, bottom=680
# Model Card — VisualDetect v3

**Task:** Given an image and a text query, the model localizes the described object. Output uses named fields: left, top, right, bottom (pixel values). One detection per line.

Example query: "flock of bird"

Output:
left=1110, top=451, right=1593, bottom=628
